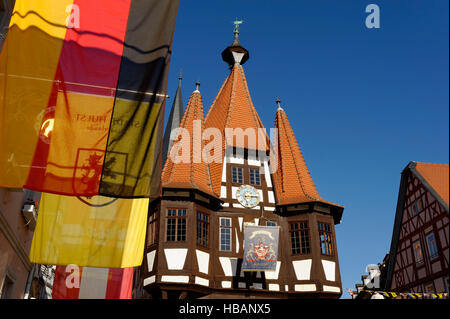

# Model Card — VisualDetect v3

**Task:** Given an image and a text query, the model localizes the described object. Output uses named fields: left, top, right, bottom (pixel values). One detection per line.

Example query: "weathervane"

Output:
left=233, top=19, right=243, bottom=35
left=223, top=18, right=249, bottom=65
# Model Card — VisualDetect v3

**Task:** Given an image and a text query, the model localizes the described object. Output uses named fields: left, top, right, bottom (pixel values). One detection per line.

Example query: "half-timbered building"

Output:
left=385, top=162, right=449, bottom=294
left=140, top=27, right=344, bottom=299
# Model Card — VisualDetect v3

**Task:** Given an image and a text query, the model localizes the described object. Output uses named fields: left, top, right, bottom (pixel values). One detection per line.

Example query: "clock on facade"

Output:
left=236, top=185, right=260, bottom=208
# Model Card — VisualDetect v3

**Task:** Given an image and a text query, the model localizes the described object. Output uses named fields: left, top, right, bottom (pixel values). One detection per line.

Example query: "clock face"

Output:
left=236, top=185, right=260, bottom=208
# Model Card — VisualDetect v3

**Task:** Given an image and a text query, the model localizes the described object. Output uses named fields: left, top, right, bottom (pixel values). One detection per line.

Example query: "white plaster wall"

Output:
left=321, top=260, right=336, bottom=282
left=196, top=250, right=210, bottom=274
left=292, top=259, right=312, bottom=280
left=146, top=250, right=156, bottom=272
left=164, top=248, right=188, bottom=270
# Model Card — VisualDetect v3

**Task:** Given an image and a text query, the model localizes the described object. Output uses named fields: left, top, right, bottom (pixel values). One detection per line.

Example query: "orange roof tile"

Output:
left=204, top=64, right=270, bottom=194
left=414, top=162, right=449, bottom=206
left=272, top=106, right=343, bottom=209
left=161, top=88, right=217, bottom=198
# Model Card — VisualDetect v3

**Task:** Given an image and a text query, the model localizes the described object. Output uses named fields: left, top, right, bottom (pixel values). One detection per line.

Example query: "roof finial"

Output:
left=232, top=19, right=243, bottom=45
left=233, top=19, right=243, bottom=34
left=222, top=19, right=249, bottom=66
left=276, top=97, right=283, bottom=111
left=195, top=80, right=200, bottom=92
left=178, top=69, right=183, bottom=86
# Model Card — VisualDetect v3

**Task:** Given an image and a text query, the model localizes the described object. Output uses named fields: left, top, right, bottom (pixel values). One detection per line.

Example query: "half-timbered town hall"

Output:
left=139, top=25, right=345, bottom=299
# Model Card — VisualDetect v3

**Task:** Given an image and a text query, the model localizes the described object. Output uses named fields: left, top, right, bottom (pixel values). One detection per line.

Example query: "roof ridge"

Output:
left=194, top=91, right=217, bottom=196
left=275, top=112, right=286, bottom=193
left=199, top=92, right=217, bottom=196
left=225, top=65, right=238, bottom=129
left=415, top=162, right=449, bottom=166
left=188, top=92, right=199, bottom=190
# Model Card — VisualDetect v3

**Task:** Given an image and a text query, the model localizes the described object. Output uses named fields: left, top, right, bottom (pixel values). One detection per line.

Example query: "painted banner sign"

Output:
left=0, top=0, right=179, bottom=198
left=242, top=225, right=279, bottom=271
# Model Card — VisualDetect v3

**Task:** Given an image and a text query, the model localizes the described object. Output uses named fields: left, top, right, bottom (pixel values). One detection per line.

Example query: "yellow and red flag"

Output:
left=29, top=192, right=149, bottom=268
left=0, top=0, right=179, bottom=198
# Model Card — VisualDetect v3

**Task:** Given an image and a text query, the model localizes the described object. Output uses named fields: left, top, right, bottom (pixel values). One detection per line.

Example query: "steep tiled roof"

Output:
left=272, top=105, right=343, bottom=209
left=204, top=64, right=269, bottom=194
left=205, top=64, right=268, bottom=148
left=414, top=162, right=449, bottom=206
left=161, top=87, right=216, bottom=197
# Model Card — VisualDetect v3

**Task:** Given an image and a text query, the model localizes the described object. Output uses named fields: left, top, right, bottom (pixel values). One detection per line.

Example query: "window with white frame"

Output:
left=249, top=168, right=261, bottom=186
left=219, top=217, right=232, bottom=251
left=232, top=167, right=243, bottom=184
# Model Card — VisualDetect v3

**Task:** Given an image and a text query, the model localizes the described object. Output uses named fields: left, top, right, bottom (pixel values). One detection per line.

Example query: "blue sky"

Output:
left=164, top=0, right=449, bottom=297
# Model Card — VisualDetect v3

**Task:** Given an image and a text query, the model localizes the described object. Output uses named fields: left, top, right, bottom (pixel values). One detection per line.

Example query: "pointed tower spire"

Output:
left=273, top=103, right=344, bottom=222
left=205, top=23, right=269, bottom=195
left=162, top=83, right=216, bottom=197
left=162, top=72, right=184, bottom=165
left=273, top=104, right=323, bottom=203
left=222, top=19, right=249, bottom=66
